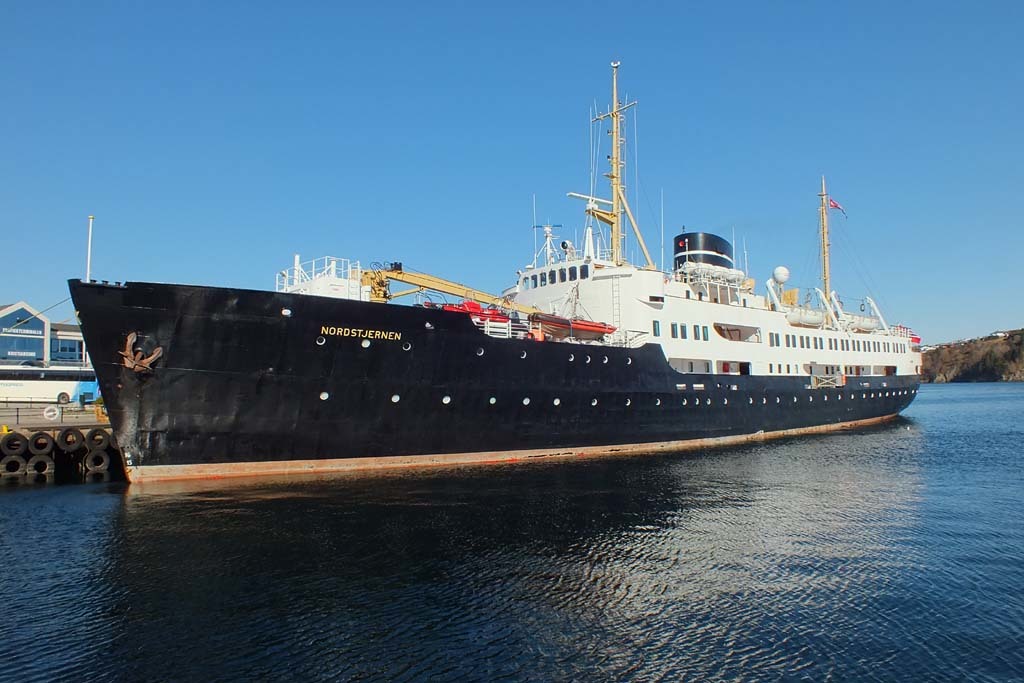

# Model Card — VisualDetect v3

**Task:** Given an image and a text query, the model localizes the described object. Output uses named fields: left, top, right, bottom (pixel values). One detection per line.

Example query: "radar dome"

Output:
left=772, top=266, right=791, bottom=284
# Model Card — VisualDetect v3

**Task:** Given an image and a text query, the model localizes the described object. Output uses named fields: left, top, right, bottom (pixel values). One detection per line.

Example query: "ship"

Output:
left=68, top=62, right=921, bottom=482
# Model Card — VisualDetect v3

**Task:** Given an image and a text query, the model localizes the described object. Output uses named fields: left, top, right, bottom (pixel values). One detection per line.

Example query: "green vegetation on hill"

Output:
left=922, top=329, right=1024, bottom=383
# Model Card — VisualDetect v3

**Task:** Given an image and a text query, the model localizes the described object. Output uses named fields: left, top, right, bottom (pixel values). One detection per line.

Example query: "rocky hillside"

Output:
left=922, top=329, right=1024, bottom=383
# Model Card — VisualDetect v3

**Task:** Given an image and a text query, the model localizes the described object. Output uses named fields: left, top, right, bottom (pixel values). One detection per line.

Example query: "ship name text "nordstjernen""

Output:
left=320, top=325, right=402, bottom=341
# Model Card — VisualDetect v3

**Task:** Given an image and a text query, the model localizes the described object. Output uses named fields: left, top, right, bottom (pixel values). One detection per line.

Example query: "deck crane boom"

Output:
left=361, top=263, right=542, bottom=316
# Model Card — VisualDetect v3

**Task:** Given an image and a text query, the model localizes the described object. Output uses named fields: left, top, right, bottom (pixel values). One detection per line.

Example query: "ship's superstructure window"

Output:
left=569, top=267, right=578, bottom=281
left=559, top=268, right=566, bottom=283
left=580, top=265, right=590, bottom=279
left=671, top=323, right=679, bottom=338
left=702, top=326, right=709, bottom=341
left=693, top=324, right=699, bottom=340
left=653, top=321, right=661, bottom=337
left=548, top=270, right=556, bottom=284
left=531, top=275, right=538, bottom=288
left=680, top=324, right=688, bottom=340
left=540, top=272, right=548, bottom=286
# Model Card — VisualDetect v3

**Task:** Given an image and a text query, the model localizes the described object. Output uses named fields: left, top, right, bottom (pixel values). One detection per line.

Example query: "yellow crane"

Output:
left=360, top=263, right=541, bottom=316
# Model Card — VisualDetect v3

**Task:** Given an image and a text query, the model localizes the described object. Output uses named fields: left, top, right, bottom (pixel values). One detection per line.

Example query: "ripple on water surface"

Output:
left=1, top=383, right=1023, bottom=681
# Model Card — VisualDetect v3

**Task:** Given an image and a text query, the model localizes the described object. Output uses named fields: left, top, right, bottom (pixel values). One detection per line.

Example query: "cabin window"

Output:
left=680, top=324, right=688, bottom=340
left=671, top=323, right=678, bottom=338
left=693, top=324, right=700, bottom=340
left=559, top=268, right=566, bottom=283
left=569, top=266, right=577, bottom=281
left=652, top=321, right=661, bottom=337
left=531, top=275, right=538, bottom=288
left=548, top=270, right=556, bottom=284
left=521, top=277, right=530, bottom=290
left=769, top=364, right=773, bottom=373
left=540, top=272, right=547, bottom=286
left=685, top=290, right=691, bottom=299
left=702, top=326, right=709, bottom=341
left=580, top=264, right=589, bottom=279
left=698, top=292, right=705, bottom=301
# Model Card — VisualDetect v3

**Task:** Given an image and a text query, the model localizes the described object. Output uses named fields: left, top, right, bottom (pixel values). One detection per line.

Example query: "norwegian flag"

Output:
left=828, top=197, right=847, bottom=217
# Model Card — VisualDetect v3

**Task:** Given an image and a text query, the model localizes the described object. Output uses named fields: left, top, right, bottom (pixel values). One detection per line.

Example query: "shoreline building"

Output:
left=0, top=301, right=89, bottom=367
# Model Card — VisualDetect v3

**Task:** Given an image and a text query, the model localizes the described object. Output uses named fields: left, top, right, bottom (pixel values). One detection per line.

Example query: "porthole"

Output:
left=522, top=397, right=531, bottom=405
left=793, top=396, right=798, bottom=403
left=425, top=322, right=434, bottom=330
left=489, top=397, right=497, bottom=405
left=402, top=342, right=412, bottom=351
left=568, top=353, right=575, bottom=362
left=553, top=398, right=561, bottom=406
left=862, top=393, right=867, bottom=399
left=591, top=398, right=598, bottom=406
left=776, top=397, right=781, bottom=404
left=626, top=357, right=632, bottom=365
left=361, top=339, right=371, bottom=348
left=655, top=398, right=661, bottom=406
left=762, top=397, right=767, bottom=404
left=476, top=347, right=485, bottom=356
left=723, top=398, right=728, bottom=405
left=319, top=392, right=329, bottom=401
left=602, top=356, right=609, bottom=364
left=705, top=398, right=711, bottom=405
left=390, top=394, right=401, bottom=403
left=625, top=398, right=631, bottom=406
left=824, top=395, right=828, bottom=401
left=520, top=351, right=527, bottom=359
left=837, top=394, right=842, bottom=401
left=316, top=336, right=326, bottom=346
left=809, top=396, right=813, bottom=402
left=748, top=397, right=753, bottom=404
left=585, top=355, right=592, bottom=364
left=281, top=308, right=292, bottom=317
left=682, top=398, right=688, bottom=406
left=442, top=395, right=451, bottom=405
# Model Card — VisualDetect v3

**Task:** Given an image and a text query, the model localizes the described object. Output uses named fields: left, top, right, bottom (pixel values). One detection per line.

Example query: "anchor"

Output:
left=120, top=332, right=163, bottom=373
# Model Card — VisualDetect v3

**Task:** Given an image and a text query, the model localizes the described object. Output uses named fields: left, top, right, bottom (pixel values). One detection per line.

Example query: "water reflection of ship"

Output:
left=100, top=424, right=923, bottom=679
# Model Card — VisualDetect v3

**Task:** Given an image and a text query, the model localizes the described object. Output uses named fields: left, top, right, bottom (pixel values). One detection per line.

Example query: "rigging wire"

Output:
left=7, top=297, right=73, bottom=331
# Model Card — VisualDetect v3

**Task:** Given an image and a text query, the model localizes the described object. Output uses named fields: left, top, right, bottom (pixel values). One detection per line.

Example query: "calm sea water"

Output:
left=1, top=383, right=1022, bottom=682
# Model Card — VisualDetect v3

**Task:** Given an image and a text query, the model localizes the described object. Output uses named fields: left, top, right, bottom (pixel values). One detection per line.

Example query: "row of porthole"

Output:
left=313, top=335, right=636, bottom=365
left=316, top=388, right=917, bottom=404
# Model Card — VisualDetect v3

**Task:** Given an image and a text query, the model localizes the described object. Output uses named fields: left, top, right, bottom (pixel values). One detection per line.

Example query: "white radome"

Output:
left=772, top=266, right=791, bottom=284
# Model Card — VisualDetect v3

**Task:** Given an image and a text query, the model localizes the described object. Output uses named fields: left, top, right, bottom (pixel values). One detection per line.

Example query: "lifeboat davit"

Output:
left=528, top=313, right=616, bottom=340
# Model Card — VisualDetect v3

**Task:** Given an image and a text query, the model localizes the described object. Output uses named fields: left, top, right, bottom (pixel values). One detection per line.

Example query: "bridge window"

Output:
left=540, top=272, right=547, bottom=286
left=531, top=275, right=538, bottom=288
left=559, top=268, right=566, bottom=283
left=568, top=266, right=577, bottom=281
left=548, top=270, right=556, bottom=284
left=580, top=264, right=590, bottom=279
left=521, top=277, right=531, bottom=290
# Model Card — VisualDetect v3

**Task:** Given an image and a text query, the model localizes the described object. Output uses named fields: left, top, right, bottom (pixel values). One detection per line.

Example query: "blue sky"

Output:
left=2, top=1, right=1021, bottom=343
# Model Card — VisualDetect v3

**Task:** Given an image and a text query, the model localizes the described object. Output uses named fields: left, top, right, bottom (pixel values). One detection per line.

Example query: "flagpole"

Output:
left=818, top=177, right=831, bottom=302
left=85, top=215, right=95, bottom=282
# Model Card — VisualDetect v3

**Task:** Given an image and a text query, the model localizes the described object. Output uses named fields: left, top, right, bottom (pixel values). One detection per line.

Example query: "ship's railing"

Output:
left=471, top=318, right=531, bottom=340
left=276, top=257, right=362, bottom=292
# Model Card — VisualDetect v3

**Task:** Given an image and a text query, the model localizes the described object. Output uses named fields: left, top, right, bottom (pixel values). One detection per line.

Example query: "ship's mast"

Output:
left=818, top=176, right=832, bottom=299
left=609, top=62, right=623, bottom=265
left=569, top=62, right=654, bottom=269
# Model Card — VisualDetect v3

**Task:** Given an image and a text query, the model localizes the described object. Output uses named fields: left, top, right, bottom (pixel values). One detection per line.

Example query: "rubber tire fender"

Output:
left=83, top=450, right=110, bottom=473
left=28, top=432, right=55, bottom=456
left=1, top=432, right=28, bottom=457
left=85, top=428, right=110, bottom=451
left=57, top=427, right=84, bottom=453
left=26, top=454, right=55, bottom=475
left=1, top=454, right=28, bottom=475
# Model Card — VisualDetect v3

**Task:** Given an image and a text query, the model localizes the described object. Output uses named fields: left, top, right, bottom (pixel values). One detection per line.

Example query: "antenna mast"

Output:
left=818, top=176, right=832, bottom=299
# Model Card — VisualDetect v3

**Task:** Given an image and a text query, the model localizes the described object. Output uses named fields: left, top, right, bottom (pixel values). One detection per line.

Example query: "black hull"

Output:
left=68, top=280, right=919, bottom=480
